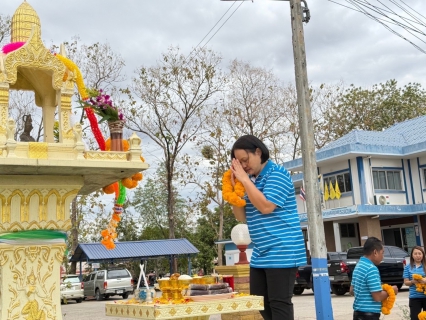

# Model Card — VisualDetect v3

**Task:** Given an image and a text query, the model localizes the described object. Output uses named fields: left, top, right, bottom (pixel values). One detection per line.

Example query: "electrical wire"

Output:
left=186, top=1, right=238, bottom=61
left=328, top=0, right=426, bottom=54
left=199, top=1, right=245, bottom=51
left=185, top=1, right=245, bottom=63
left=346, top=0, right=426, bottom=53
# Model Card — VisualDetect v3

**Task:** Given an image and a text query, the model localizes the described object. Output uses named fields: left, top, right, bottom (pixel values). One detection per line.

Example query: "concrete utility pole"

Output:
left=220, top=0, right=333, bottom=319
left=288, top=1, right=333, bottom=319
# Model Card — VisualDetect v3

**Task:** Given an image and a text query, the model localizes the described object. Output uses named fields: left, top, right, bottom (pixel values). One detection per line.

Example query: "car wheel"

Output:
left=122, top=292, right=129, bottom=299
left=95, top=289, right=103, bottom=301
left=76, top=298, right=83, bottom=303
left=293, top=287, right=304, bottom=295
left=332, top=285, right=348, bottom=296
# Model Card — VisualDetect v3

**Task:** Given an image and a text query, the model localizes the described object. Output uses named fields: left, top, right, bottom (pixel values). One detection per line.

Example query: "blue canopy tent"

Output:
left=69, top=238, right=199, bottom=276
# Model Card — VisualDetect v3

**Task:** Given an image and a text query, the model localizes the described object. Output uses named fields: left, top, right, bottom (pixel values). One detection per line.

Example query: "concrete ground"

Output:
left=61, top=287, right=411, bottom=320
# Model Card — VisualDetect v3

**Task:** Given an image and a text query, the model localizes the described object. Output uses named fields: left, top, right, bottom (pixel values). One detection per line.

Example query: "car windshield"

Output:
left=107, top=270, right=129, bottom=279
left=62, top=277, right=81, bottom=283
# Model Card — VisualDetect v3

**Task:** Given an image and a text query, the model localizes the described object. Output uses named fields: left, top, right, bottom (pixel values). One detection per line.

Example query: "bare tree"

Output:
left=125, top=46, right=226, bottom=257
left=222, top=60, right=292, bottom=163
left=0, top=14, right=11, bottom=46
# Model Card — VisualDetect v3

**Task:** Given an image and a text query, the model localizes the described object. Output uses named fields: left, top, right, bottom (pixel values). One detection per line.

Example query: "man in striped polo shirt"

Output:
left=350, top=237, right=398, bottom=320
left=230, top=135, right=307, bottom=320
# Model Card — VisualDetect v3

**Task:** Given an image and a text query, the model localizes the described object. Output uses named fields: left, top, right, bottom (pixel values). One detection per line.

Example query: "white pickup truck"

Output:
left=83, top=268, right=133, bottom=300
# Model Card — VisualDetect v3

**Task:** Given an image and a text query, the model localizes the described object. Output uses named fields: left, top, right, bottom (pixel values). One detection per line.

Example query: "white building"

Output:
left=284, top=116, right=426, bottom=254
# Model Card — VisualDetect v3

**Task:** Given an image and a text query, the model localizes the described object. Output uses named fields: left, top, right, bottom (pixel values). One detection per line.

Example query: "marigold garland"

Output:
left=419, top=311, right=426, bottom=320
left=222, top=170, right=246, bottom=207
left=54, top=54, right=88, bottom=100
left=413, top=274, right=426, bottom=293
left=381, top=284, right=396, bottom=315
left=53, top=54, right=149, bottom=249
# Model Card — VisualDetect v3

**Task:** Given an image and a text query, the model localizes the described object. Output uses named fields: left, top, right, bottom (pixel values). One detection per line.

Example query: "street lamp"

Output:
left=219, top=1, right=333, bottom=319
left=230, top=224, right=251, bottom=265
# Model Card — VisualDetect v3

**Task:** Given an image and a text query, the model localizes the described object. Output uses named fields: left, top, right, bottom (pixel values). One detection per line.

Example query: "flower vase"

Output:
left=107, top=120, right=125, bottom=151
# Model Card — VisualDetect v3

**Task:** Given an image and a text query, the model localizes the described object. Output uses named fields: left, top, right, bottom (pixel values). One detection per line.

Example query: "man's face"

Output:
left=372, top=248, right=384, bottom=265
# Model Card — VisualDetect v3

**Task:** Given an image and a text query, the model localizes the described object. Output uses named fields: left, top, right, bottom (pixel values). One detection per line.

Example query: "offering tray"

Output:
left=105, top=295, right=263, bottom=319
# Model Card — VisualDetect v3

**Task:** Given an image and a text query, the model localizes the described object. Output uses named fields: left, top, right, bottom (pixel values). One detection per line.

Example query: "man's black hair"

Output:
left=231, top=135, right=270, bottom=164
left=363, top=237, right=383, bottom=255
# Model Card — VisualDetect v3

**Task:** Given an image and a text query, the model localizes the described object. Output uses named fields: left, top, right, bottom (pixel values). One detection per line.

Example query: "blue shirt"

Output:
left=244, top=160, right=307, bottom=268
left=403, top=264, right=426, bottom=299
left=351, top=256, right=383, bottom=313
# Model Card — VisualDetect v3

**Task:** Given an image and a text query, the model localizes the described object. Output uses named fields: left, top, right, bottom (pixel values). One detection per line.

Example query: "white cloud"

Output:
left=3, top=0, right=426, bottom=88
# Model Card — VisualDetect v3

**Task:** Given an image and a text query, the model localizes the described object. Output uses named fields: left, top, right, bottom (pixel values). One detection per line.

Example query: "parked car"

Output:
left=328, top=245, right=408, bottom=295
left=327, top=251, right=351, bottom=296
left=293, top=252, right=344, bottom=295
left=83, top=268, right=133, bottom=301
left=61, top=274, right=84, bottom=303
left=294, top=264, right=313, bottom=295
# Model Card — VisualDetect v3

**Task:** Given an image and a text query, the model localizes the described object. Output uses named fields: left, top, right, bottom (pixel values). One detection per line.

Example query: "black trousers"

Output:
left=409, top=298, right=426, bottom=320
left=250, top=267, right=297, bottom=320
left=353, top=311, right=381, bottom=320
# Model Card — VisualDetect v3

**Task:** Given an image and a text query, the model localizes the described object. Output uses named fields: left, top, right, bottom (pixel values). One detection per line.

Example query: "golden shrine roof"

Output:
left=11, top=1, right=41, bottom=43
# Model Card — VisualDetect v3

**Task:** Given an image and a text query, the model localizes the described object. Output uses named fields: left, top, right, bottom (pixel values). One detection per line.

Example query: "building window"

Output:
left=294, top=186, right=301, bottom=195
left=340, top=223, right=356, bottom=238
left=372, top=170, right=402, bottom=190
left=324, top=172, right=352, bottom=193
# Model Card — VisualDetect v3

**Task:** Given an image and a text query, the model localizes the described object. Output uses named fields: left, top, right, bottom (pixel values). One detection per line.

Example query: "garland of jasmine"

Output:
left=381, top=284, right=396, bottom=315
left=222, top=170, right=246, bottom=207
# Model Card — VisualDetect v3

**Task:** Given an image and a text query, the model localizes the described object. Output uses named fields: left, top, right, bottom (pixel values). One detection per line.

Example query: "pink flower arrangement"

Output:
left=81, top=89, right=124, bottom=123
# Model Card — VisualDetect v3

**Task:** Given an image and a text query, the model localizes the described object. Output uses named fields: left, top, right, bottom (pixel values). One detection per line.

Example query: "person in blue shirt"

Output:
left=349, top=237, right=398, bottom=320
left=230, top=135, right=307, bottom=320
left=403, top=246, right=426, bottom=320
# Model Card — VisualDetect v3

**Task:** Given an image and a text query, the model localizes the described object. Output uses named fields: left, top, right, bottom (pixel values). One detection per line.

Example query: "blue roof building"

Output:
left=284, top=115, right=426, bottom=254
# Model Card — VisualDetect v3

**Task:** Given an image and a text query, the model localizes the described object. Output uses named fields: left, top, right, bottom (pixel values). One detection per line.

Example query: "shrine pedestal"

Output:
left=215, top=265, right=263, bottom=320
left=0, top=242, right=65, bottom=320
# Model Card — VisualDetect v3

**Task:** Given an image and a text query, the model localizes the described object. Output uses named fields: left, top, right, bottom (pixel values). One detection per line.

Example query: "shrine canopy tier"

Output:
left=70, top=239, right=200, bottom=263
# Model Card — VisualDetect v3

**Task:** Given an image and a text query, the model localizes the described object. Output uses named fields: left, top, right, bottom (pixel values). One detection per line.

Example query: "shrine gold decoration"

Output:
left=0, top=243, right=65, bottom=320
left=28, top=142, right=48, bottom=159
left=105, top=296, right=264, bottom=319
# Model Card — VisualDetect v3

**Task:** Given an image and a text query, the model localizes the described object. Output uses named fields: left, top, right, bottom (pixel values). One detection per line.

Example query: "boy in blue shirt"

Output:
left=349, top=237, right=398, bottom=320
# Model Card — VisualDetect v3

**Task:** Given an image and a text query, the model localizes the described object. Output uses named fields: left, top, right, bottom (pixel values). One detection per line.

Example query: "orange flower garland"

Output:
left=222, top=170, right=246, bottom=207
left=413, top=274, right=426, bottom=293
left=419, top=311, right=426, bottom=320
left=381, top=284, right=396, bottom=315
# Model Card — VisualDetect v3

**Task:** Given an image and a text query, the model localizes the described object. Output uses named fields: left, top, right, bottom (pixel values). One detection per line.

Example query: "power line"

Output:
left=346, top=0, right=426, bottom=52
left=185, top=1, right=245, bottom=63
left=199, top=2, right=245, bottom=51
left=329, top=0, right=426, bottom=54
left=186, top=1, right=238, bottom=61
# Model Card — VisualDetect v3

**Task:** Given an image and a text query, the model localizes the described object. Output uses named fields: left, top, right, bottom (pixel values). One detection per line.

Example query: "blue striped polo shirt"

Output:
left=351, top=256, right=383, bottom=313
left=244, top=160, right=306, bottom=268
left=403, top=264, right=426, bottom=299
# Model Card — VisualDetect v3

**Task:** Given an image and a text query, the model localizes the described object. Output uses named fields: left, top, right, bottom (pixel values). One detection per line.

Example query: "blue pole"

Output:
left=312, top=258, right=333, bottom=319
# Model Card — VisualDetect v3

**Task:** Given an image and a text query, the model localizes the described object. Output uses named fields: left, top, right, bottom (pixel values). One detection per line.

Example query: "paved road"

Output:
left=61, top=287, right=411, bottom=320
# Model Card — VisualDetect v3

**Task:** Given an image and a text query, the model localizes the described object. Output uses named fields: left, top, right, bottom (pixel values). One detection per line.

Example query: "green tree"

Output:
left=190, top=205, right=238, bottom=274
left=324, top=80, right=426, bottom=141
